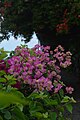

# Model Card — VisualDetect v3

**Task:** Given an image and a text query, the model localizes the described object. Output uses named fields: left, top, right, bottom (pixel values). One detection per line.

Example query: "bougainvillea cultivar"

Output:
left=7, top=44, right=73, bottom=93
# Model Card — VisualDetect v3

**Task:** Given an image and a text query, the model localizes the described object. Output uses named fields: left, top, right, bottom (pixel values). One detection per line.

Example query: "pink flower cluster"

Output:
left=54, top=45, right=72, bottom=68
left=7, top=44, right=72, bottom=92
left=66, top=87, right=74, bottom=94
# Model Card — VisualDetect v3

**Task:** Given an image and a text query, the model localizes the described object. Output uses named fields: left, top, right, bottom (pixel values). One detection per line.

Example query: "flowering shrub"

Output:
left=7, top=44, right=72, bottom=93
left=0, top=45, right=76, bottom=120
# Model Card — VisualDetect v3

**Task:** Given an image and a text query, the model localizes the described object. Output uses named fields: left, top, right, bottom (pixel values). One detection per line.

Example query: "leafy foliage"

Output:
left=24, top=91, right=75, bottom=120
left=1, top=0, right=80, bottom=42
left=0, top=48, right=27, bottom=120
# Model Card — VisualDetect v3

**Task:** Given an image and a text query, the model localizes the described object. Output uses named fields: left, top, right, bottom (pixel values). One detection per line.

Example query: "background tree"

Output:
left=1, top=0, right=80, bottom=49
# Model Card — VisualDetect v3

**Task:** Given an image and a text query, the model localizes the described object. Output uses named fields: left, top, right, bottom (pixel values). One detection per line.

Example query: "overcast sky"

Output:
left=0, top=33, right=39, bottom=51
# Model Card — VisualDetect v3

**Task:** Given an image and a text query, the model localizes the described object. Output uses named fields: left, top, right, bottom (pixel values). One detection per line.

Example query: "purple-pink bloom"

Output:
left=66, top=87, right=74, bottom=94
left=7, top=44, right=72, bottom=93
left=54, top=83, right=63, bottom=93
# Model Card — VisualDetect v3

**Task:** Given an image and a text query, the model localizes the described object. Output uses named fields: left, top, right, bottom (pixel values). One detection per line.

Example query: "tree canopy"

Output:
left=1, top=0, right=80, bottom=46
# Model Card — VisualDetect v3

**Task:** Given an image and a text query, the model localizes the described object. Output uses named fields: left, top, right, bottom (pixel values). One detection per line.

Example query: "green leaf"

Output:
left=10, top=90, right=25, bottom=99
left=4, top=75, right=16, bottom=81
left=28, top=92, right=47, bottom=100
left=55, top=94, right=61, bottom=103
left=44, top=98, right=58, bottom=106
left=43, top=112, right=48, bottom=119
left=0, top=48, right=8, bottom=60
left=29, top=49, right=36, bottom=56
left=0, top=90, right=26, bottom=109
left=4, top=111, right=11, bottom=120
left=8, top=81, right=16, bottom=85
left=49, top=112, right=57, bottom=120
left=0, top=71, right=6, bottom=76
left=58, top=80, right=65, bottom=86
left=56, top=105, right=64, bottom=113
left=30, top=112, right=43, bottom=118
left=65, top=104, right=73, bottom=113
left=59, top=89, right=64, bottom=98
left=0, top=53, right=7, bottom=60
left=0, top=78, right=6, bottom=83
left=12, top=107, right=27, bottom=120
left=29, top=101, right=44, bottom=113
left=70, top=97, right=76, bottom=103
left=17, top=104, right=23, bottom=111
left=61, top=96, right=70, bottom=103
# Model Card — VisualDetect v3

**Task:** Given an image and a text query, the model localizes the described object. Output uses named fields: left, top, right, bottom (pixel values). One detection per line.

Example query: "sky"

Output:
left=0, top=33, right=39, bottom=51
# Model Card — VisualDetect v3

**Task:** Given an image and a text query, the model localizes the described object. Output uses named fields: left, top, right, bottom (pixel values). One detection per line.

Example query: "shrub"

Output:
left=0, top=45, right=75, bottom=120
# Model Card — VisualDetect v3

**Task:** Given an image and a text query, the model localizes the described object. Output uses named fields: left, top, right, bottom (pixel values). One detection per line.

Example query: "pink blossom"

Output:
left=66, top=87, right=74, bottom=94
left=54, top=84, right=63, bottom=93
left=7, top=44, right=72, bottom=92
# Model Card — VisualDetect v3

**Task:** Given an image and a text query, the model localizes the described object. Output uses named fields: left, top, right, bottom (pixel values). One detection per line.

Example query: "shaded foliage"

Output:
left=1, top=0, right=80, bottom=45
